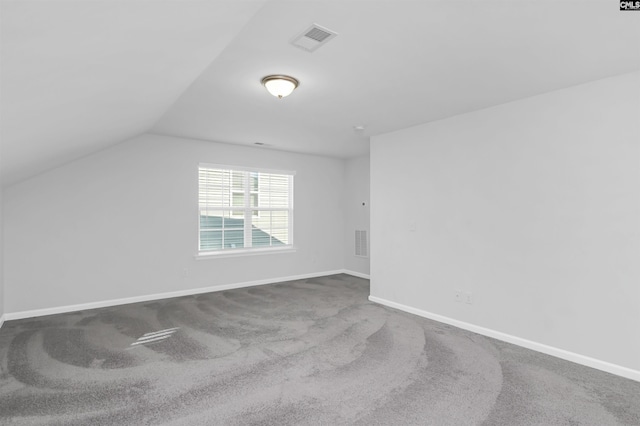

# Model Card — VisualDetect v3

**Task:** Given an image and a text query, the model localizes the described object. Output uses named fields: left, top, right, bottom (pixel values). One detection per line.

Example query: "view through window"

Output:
left=198, top=165, right=294, bottom=253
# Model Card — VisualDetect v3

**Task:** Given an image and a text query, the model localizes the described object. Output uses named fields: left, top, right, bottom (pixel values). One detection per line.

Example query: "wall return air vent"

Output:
left=291, top=24, right=338, bottom=52
left=355, top=230, right=368, bottom=258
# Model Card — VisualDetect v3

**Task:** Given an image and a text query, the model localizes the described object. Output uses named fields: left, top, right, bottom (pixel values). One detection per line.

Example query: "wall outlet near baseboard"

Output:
left=455, top=290, right=473, bottom=304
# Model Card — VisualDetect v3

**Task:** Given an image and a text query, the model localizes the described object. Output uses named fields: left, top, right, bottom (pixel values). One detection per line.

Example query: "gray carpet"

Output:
left=0, top=274, right=638, bottom=425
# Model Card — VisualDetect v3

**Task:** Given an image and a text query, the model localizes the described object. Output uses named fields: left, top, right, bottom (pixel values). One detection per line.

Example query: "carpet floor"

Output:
left=0, top=274, right=639, bottom=425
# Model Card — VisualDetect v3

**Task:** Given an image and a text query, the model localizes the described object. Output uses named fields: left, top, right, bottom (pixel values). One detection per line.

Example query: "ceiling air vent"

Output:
left=291, top=24, right=337, bottom=52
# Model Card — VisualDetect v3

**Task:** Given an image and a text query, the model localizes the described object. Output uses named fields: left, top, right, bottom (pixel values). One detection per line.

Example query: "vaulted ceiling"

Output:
left=2, top=0, right=639, bottom=186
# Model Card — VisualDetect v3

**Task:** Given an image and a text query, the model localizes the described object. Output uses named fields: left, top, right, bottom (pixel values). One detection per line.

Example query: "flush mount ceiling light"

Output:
left=261, top=75, right=299, bottom=99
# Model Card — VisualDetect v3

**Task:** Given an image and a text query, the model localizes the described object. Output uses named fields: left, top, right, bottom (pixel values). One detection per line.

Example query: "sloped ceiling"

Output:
left=0, top=0, right=267, bottom=185
left=2, top=0, right=639, bottom=186
left=153, top=0, right=640, bottom=158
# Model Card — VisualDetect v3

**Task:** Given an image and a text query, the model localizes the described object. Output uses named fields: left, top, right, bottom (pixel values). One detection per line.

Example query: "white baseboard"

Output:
left=3, top=270, right=347, bottom=322
left=369, top=295, right=640, bottom=383
left=341, top=269, right=370, bottom=280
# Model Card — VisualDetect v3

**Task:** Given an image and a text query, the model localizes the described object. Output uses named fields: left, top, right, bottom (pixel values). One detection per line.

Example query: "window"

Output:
left=231, top=171, right=258, bottom=218
left=198, top=165, right=294, bottom=255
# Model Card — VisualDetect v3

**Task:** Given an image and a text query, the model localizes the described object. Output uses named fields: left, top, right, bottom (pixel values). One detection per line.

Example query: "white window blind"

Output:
left=198, top=165, right=294, bottom=254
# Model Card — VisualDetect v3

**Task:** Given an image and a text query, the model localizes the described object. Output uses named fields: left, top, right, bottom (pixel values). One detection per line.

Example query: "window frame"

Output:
left=196, top=163, right=295, bottom=259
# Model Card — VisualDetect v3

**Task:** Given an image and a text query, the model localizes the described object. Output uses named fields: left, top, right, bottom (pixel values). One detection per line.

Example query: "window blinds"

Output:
left=198, top=166, right=294, bottom=253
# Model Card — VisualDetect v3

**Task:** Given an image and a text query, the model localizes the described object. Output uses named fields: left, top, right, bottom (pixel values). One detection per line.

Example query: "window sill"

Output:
left=195, top=246, right=297, bottom=260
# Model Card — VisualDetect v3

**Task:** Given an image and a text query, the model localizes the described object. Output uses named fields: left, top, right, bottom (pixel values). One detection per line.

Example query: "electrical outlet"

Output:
left=465, top=291, right=473, bottom=304
left=454, top=289, right=462, bottom=303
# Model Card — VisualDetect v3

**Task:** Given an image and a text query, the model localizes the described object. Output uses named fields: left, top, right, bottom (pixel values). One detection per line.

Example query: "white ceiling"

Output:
left=0, top=0, right=267, bottom=185
left=2, top=0, right=639, bottom=186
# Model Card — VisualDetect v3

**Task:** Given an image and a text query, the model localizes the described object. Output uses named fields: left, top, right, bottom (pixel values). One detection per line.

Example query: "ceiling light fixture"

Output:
left=261, top=75, right=299, bottom=99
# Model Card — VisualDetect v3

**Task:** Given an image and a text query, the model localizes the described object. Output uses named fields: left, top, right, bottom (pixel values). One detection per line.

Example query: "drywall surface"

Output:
left=343, top=155, right=370, bottom=276
left=0, top=181, right=4, bottom=324
left=4, top=134, right=345, bottom=313
left=370, top=72, right=640, bottom=371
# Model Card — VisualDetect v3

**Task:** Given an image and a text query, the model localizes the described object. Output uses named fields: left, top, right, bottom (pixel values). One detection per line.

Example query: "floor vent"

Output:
left=355, top=230, right=368, bottom=258
left=291, top=24, right=338, bottom=52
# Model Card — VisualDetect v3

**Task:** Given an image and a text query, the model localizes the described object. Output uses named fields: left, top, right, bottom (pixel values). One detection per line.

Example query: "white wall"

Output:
left=3, top=134, right=346, bottom=314
left=0, top=182, right=4, bottom=325
left=343, top=155, right=370, bottom=276
left=371, top=72, right=640, bottom=372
